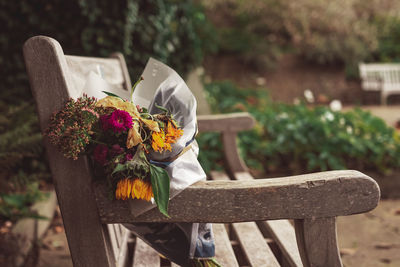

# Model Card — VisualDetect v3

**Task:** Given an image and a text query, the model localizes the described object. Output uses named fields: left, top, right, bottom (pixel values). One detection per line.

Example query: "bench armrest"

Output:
left=95, top=170, right=380, bottom=223
left=197, top=112, right=255, bottom=133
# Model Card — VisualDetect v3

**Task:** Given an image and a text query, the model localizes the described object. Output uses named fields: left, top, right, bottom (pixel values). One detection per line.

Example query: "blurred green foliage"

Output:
left=0, top=183, right=48, bottom=222
left=375, top=16, right=400, bottom=63
left=0, top=0, right=215, bottom=221
left=198, top=81, right=400, bottom=175
left=1, top=0, right=216, bottom=103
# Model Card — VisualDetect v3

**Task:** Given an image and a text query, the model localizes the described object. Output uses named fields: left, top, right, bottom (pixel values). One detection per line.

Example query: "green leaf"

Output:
left=149, top=164, right=170, bottom=217
left=112, top=163, right=126, bottom=175
left=102, top=91, right=123, bottom=99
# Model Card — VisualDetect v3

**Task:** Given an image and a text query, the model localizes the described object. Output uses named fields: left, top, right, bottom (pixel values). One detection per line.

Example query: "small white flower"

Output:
left=277, top=112, right=289, bottom=120
left=256, top=77, right=266, bottom=86
left=346, top=126, right=353, bottom=134
left=330, top=100, right=342, bottom=112
left=304, top=89, right=315, bottom=103
left=293, top=97, right=301, bottom=105
left=322, top=111, right=335, bottom=122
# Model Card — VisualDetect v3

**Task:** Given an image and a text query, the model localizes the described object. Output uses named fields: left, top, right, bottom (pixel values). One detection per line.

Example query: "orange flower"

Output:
left=115, top=178, right=153, bottom=201
left=165, top=121, right=183, bottom=143
left=151, top=121, right=183, bottom=153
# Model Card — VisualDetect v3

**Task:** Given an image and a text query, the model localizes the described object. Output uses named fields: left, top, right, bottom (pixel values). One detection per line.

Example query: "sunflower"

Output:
left=115, top=178, right=153, bottom=201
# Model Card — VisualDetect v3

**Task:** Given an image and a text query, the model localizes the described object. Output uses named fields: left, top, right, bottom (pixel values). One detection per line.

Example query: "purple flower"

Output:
left=93, top=144, right=108, bottom=165
left=125, top=153, right=133, bottom=161
left=101, top=109, right=133, bottom=133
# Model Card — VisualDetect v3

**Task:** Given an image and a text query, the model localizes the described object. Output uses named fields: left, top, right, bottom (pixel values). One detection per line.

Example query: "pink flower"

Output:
left=101, top=109, right=133, bottom=133
left=93, top=144, right=108, bottom=165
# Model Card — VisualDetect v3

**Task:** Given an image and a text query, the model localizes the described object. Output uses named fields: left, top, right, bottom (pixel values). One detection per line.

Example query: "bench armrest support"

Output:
left=197, top=113, right=255, bottom=133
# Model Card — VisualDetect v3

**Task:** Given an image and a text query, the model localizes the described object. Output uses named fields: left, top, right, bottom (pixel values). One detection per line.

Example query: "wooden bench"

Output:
left=24, top=36, right=380, bottom=267
left=359, top=62, right=400, bottom=105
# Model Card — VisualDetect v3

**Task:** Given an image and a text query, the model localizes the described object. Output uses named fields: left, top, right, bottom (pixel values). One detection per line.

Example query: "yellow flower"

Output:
left=115, top=178, right=153, bottom=201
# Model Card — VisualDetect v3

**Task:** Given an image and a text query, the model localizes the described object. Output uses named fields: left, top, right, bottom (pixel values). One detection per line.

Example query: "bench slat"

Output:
left=133, top=238, right=160, bottom=267
left=261, top=220, right=303, bottom=267
left=233, top=172, right=303, bottom=267
left=213, top=224, right=240, bottom=267
left=233, top=222, right=280, bottom=267
left=107, top=224, right=120, bottom=261
left=211, top=171, right=280, bottom=267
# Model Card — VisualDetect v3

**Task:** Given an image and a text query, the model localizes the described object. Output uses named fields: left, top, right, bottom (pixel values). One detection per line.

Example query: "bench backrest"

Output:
left=24, top=36, right=129, bottom=267
left=359, top=62, right=400, bottom=91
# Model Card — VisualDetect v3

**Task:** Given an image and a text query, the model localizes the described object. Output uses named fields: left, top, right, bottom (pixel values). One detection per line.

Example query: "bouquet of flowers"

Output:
left=46, top=58, right=219, bottom=266
left=46, top=78, right=180, bottom=216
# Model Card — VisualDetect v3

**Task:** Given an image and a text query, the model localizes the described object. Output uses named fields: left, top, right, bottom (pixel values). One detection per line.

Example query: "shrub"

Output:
left=0, top=0, right=216, bottom=103
left=204, top=0, right=400, bottom=74
left=374, top=16, right=400, bottom=63
left=198, top=81, right=400, bottom=175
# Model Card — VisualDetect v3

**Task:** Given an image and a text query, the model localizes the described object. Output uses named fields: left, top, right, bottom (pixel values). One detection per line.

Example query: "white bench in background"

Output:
left=359, top=63, right=400, bottom=105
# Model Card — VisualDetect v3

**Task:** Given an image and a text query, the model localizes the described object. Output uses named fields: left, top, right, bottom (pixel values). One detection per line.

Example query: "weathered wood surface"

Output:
left=24, top=36, right=116, bottom=267
left=95, top=170, right=379, bottom=224
left=232, top=171, right=303, bottom=267
left=222, top=132, right=249, bottom=174
left=133, top=238, right=160, bottom=267
left=260, top=220, right=303, bottom=267
left=110, top=52, right=132, bottom=91
left=233, top=222, right=280, bottom=267
left=211, top=171, right=280, bottom=266
left=213, top=224, right=239, bottom=267
left=294, top=217, right=343, bottom=267
left=197, top=112, right=255, bottom=132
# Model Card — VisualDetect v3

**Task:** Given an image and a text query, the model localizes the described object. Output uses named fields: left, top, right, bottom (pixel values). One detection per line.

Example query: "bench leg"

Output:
left=294, top=217, right=343, bottom=267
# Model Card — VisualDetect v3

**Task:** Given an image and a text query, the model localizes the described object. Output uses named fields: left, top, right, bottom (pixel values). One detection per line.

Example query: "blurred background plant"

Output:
left=198, top=81, right=400, bottom=176
left=203, top=0, right=400, bottom=77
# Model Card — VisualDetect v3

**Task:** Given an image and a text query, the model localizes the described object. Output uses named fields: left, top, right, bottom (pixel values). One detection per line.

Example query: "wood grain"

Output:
left=294, top=217, right=343, bottom=267
left=213, top=224, right=239, bottom=267
left=212, top=171, right=279, bottom=266
left=260, top=220, right=303, bottom=267
left=95, top=170, right=379, bottom=223
left=24, top=36, right=116, bottom=267
left=197, top=113, right=255, bottom=132
left=133, top=238, right=160, bottom=267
